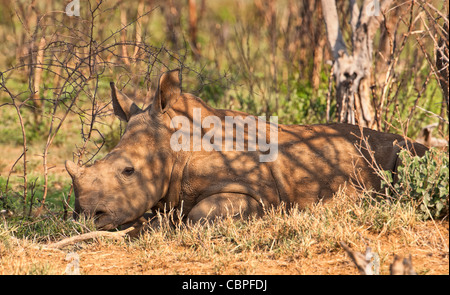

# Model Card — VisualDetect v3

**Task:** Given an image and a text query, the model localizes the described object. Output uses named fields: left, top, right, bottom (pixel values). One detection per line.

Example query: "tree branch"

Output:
left=44, top=227, right=135, bottom=249
left=350, top=0, right=360, bottom=37
left=321, top=0, right=348, bottom=59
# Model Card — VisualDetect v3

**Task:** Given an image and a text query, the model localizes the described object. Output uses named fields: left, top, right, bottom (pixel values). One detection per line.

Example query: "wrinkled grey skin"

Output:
left=66, top=69, right=428, bottom=230
left=66, top=72, right=176, bottom=230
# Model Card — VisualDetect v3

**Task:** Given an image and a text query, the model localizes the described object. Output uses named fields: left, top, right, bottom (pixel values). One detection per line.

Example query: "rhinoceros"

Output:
left=65, top=69, right=427, bottom=230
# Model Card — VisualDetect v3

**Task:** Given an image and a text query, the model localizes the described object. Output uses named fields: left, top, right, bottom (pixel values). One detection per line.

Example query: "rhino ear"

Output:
left=152, top=69, right=181, bottom=114
left=110, top=82, right=142, bottom=122
left=65, top=160, right=81, bottom=179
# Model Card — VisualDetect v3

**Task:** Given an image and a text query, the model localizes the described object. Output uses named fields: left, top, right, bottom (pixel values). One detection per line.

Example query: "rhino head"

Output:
left=65, top=70, right=181, bottom=230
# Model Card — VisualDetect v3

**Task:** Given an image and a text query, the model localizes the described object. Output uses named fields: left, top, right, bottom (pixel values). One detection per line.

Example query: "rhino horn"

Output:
left=110, top=82, right=142, bottom=122
left=65, top=160, right=82, bottom=179
left=152, top=69, right=181, bottom=114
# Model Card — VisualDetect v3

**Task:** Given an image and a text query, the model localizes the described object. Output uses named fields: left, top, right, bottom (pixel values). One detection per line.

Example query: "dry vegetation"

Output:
left=0, top=0, right=448, bottom=275
left=1, top=192, right=448, bottom=275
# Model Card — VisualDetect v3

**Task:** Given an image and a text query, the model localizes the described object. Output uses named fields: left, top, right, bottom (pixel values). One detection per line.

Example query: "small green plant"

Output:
left=382, top=148, right=449, bottom=220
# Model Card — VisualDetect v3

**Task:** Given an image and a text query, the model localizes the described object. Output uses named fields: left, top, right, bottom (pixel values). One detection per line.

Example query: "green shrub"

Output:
left=382, top=148, right=449, bottom=220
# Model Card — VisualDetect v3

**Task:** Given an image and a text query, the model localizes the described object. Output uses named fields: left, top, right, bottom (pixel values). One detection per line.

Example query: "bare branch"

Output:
left=44, top=227, right=135, bottom=250
left=350, top=0, right=360, bottom=35
left=321, top=0, right=348, bottom=59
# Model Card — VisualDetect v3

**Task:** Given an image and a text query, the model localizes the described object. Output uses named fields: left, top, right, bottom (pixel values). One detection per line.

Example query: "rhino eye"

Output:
left=122, top=167, right=135, bottom=176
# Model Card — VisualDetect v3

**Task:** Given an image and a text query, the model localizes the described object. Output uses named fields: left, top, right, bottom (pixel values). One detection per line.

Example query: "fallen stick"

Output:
left=340, top=241, right=417, bottom=275
left=44, top=227, right=135, bottom=250
left=340, top=241, right=379, bottom=275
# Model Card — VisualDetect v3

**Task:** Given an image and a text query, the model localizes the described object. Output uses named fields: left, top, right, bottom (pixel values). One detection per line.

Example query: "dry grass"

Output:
left=1, top=190, right=448, bottom=275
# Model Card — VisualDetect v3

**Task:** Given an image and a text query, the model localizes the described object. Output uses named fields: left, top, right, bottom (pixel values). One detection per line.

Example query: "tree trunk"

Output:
left=120, top=5, right=130, bottom=65
left=321, top=0, right=393, bottom=129
left=436, top=21, right=449, bottom=127
left=188, top=0, right=200, bottom=59
left=164, top=0, right=180, bottom=49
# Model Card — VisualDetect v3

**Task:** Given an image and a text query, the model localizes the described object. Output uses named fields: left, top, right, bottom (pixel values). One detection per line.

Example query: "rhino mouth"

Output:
left=74, top=206, right=118, bottom=230
left=93, top=210, right=118, bottom=230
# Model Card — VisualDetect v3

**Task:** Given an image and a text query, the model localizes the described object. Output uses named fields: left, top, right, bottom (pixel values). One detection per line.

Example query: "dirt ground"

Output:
left=1, top=221, right=448, bottom=275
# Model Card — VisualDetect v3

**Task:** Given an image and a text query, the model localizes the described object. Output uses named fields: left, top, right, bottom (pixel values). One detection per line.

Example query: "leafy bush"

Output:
left=382, top=148, right=449, bottom=220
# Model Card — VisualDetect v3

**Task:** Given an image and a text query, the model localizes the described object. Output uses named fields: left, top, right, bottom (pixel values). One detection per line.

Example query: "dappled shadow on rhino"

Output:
left=65, top=69, right=428, bottom=231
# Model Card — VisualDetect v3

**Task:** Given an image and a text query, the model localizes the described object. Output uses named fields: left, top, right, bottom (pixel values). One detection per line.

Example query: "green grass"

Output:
left=0, top=173, right=73, bottom=217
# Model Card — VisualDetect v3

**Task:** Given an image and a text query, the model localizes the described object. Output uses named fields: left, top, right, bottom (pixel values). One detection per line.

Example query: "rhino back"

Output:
left=271, top=123, right=409, bottom=206
left=165, top=94, right=421, bottom=212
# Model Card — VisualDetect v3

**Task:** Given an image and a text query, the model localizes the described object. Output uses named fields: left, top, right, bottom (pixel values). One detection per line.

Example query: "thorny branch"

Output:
left=0, top=1, right=185, bottom=216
